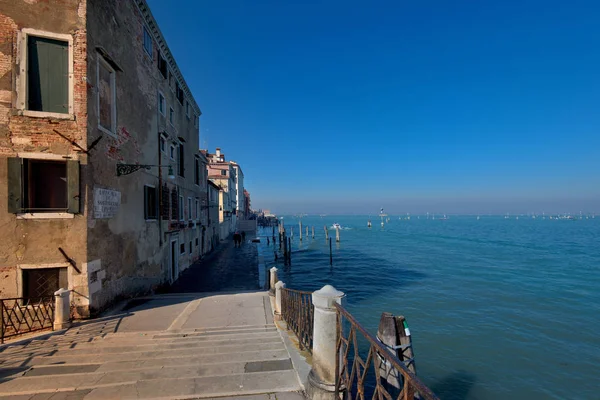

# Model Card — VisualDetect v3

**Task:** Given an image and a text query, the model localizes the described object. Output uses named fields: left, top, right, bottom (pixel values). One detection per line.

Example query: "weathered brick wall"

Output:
left=0, top=0, right=89, bottom=309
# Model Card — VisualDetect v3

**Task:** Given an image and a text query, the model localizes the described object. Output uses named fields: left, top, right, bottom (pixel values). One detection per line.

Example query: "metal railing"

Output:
left=1, top=297, right=55, bottom=343
left=280, top=288, right=314, bottom=353
left=335, top=303, right=439, bottom=400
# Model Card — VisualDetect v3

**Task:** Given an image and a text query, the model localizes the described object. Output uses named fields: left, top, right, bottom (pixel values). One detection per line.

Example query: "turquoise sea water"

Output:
left=258, top=215, right=600, bottom=400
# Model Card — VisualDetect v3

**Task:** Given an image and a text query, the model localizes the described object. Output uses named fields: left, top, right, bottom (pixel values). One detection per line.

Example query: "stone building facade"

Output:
left=0, top=0, right=204, bottom=316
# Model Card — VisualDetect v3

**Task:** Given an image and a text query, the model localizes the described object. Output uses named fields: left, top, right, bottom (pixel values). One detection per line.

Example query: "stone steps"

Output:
left=49, top=340, right=285, bottom=358
left=0, top=369, right=301, bottom=399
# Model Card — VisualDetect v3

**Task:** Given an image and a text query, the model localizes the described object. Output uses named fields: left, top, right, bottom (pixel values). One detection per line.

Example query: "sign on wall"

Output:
left=93, top=188, right=121, bottom=219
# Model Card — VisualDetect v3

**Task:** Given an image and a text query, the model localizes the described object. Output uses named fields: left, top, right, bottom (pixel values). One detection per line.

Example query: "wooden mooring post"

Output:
left=288, top=237, right=292, bottom=263
left=329, top=237, right=332, bottom=265
left=311, top=226, right=315, bottom=239
left=335, top=226, right=340, bottom=242
left=324, top=225, right=329, bottom=240
left=283, top=231, right=288, bottom=262
left=376, top=312, right=417, bottom=397
left=306, top=225, right=309, bottom=238
left=299, top=221, right=303, bottom=241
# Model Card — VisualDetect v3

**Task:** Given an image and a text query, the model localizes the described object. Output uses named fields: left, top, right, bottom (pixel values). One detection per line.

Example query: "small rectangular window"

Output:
left=178, top=144, right=185, bottom=177
left=160, top=135, right=166, bottom=153
left=8, top=158, right=80, bottom=214
left=169, top=107, right=174, bottom=125
left=195, top=199, right=199, bottom=220
left=158, top=92, right=165, bottom=115
left=188, top=197, right=192, bottom=221
left=220, top=170, right=227, bottom=176
left=27, top=36, right=69, bottom=114
left=189, top=241, right=192, bottom=254
left=143, top=26, right=153, bottom=56
left=195, top=237, right=199, bottom=247
left=175, top=82, right=184, bottom=105
left=180, top=243, right=185, bottom=255
left=179, top=195, right=184, bottom=221
left=157, top=52, right=167, bottom=78
left=144, top=185, right=157, bottom=220
left=194, top=157, right=200, bottom=185
left=170, top=144, right=176, bottom=160
left=25, top=159, right=67, bottom=211
left=186, top=102, right=190, bottom=119
left=97, top=56, right=116, bottom=135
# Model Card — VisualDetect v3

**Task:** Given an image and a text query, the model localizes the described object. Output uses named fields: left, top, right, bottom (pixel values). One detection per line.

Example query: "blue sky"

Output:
left=147, top=0, right=600, bottom=214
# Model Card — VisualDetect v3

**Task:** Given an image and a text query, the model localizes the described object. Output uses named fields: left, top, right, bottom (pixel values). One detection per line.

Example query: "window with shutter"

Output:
left=6, top=158, right=80, bottom=214
left=98, top=56, right=116, bottom=135
left=178, top=144, right=185, bottom=177
left=144, top=185, right=157, bottom=220
left=27, top=36, right=68, bottom=114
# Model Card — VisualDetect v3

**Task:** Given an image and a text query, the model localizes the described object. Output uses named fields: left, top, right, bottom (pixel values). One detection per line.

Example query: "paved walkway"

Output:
left=0, top=240, right=307, bottom=400
left=170, top=239, right=260, bottom=293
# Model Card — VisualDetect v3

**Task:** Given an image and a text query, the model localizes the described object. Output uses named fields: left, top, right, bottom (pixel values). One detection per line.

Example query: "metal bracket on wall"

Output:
left=53, top=129, right=103, bottom=155
left=58, top=247, right=81, bottom=274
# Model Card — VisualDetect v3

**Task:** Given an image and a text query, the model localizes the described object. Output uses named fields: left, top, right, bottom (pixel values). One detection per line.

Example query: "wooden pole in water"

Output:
left=283, top=231, right=288, bottom=262
left=335, top=226, right=340, bottom=242
left=291, top=226, right=294, bottom=239
left=288, top=237, right=292, bottom=263
left=306, top=225, right=309, bottom=238
left=329, top=237, right=332, bottom=265
left=299, top=221, right=303, bottom=241
left=324, top=225, right=329, bottom=240
left=312, top=226, right=315, bottom=239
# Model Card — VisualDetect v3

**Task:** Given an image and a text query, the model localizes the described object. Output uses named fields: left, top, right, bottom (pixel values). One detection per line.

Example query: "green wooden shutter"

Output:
left=27, top=36, right=68, bottom=113
left=7, top=157, right=23, bottom=213
left=66, top=160, right=80, bottom=214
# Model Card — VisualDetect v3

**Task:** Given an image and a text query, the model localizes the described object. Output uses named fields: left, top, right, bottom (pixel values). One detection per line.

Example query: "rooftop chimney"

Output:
left=215, top=148, right=221, bottom=157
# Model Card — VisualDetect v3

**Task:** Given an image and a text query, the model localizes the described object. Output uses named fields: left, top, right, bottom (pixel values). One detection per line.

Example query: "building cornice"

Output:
left=134, top=0, right=202, bottom=116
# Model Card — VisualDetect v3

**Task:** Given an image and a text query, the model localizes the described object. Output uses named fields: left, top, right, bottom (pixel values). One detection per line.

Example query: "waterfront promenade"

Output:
left=0, top=240, right=305, bottom=400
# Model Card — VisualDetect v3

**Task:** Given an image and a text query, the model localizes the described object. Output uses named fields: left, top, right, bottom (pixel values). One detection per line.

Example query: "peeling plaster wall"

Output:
left=85, top=0, right=202, bottom=312
left=0, top=0, right=89, bottom=316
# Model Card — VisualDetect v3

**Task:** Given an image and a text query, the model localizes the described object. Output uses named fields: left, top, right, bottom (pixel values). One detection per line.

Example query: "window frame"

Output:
left=170, top=144, right=176, bottom=160
left=97, top=55, right=117, bottom=137
left=143, top=184, right=158, bottom=221
left=158, top=91, right=165, bottom=116
left=157, top=51, right=168, bottom=79
left=194, top=156, right=200, bottom=186
left=188, top=197, right=192, bottom=221
left=189, top=241, right=192, bottom=255
left=177, top=143, right=185, bottom=177
left=143, top=26, right=153, bottom=57
left=169, top=106, right=175, bottom=126
left=180, top=242, right=185, bottom=255
left=8, top=154, right=80, bottom=219
left=195, top=199, right=199, bottom=221
left=17, top=29, right=74, bottom=119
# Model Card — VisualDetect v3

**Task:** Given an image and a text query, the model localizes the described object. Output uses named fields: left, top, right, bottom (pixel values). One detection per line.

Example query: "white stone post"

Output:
left=274, top=281, right=285, bottom=319
left=53, top=288, right=71, bottom=330
left=307, top=285, right=345, bottom=400
left=269, top=267, right=278, bottom=295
